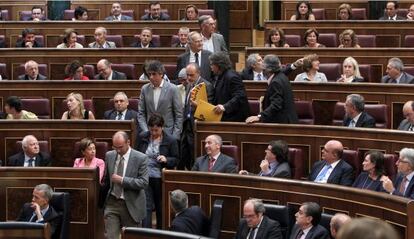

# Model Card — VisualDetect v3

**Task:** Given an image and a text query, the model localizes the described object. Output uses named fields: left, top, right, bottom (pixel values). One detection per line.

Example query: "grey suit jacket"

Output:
left=398, top=119, right=412, bottom=131
left=258, top=161, right=291, bottom=178
left=88, top=41, right=116, bottom=48
left=103, top=148, right=149, bottom=222
left=94, top=70, right=127, bottom=80
left=105, top=15, right=133, bottom=21
left=138, top=80, right=183, bottom=138
left=175, top=50, right=212, bottom=82
left=18, top=74, right=47, bottom=80
left=191, top=153, right=237, bottom=173
left=381, top=72, right=414, bottom=84
left=210, top=33, right=228, bottom=53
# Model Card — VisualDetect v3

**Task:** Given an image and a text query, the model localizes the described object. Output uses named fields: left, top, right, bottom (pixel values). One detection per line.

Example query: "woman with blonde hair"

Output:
left=61, top=92, right=95, bottom=119
left=338, top=3, right=352, bottom=20
left=337, top=57, right=364, bottom=82
left=338, top=29, right=360, bottom=48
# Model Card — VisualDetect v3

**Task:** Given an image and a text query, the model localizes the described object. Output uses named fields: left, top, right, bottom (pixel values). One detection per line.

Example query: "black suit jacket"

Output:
left=7, top=151, right=52, bottom=166
left=213, top=69, right=250, bottom=122
left=240, top=64, right=296, bottom=81
left=140, top=12, right=170, bottom=20
left=308, top=159, right=354, bottom=186
left=192, top=153, right=238, bottom=173
left=175, top=50, right=212, bottom=83
left=343, top=111, right=376, bottom=128
left=392, top=173, right=414, bottom=199
left=398, top=119, right=412, bottom=131
left=289, top=224, right=330, bottom=239
left=170, top=206, right=210, bottom=236
left=103, top=109, right=138, bottom=120
left=379, top=15, right=406, bottom=20
left=260, top=71, right=298, bottom=123
left=17, top=203, right=61, bottom=239
left=130, top=41, right=156, bottom=48
left=15, top=40, right=43, bottom=48
left=235, top=215, right=283, bottom=239
left=94, top=70, right=127, bottom=80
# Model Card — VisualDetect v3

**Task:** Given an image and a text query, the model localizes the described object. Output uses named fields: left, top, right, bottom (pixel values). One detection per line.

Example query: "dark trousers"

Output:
left=142, top=177, right=162, bottom=229
left=179, top=118, right=195, bottom=170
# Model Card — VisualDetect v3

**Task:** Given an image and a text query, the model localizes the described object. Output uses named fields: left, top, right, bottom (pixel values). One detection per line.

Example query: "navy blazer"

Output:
left=170, top=206, right=210, bottom=236
left=308, top=159, right=354, bottom=186
left=235, top=215, right=283, bottom=239
left=15, top=40, right=43, bottom=48
left=192, top=153, right=238, bottom=173
left=7, top=151, right=52, bottom=167
left=352, top=172, right=384, bottom=192
left=392, top=173, right=414, bottom=199
left=130, top=41, right=156, bottom=48
left=343, top=111, right=376, bottom=128
left=104, top=109, right=138, bottom=120
left=289, top=224, right=330, bottom=239
left=94, top=70, right=127, bottom=80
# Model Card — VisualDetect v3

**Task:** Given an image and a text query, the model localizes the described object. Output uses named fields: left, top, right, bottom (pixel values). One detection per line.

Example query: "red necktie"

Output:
left=208, top=157, right=216, bottom=171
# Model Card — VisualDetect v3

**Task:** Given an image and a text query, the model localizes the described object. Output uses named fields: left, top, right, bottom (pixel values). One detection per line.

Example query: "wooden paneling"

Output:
left=0, top=1, right=47, bottom=21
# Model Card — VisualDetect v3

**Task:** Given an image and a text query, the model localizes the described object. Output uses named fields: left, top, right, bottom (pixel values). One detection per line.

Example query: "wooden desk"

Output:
left=163, top=170, right=413, bottom=239
left=0, top=167, right=100, bottom=239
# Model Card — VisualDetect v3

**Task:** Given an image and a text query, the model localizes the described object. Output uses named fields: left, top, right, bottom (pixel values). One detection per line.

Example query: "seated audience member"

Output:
left=398, top=100, right=414, bottom=131
left=61, top=92, right=95, bottom=120
left=64, top=60, right=89, bottom=80
left=330, top=213, right=351, bottom=239
left=382, top=147, right=414, bottom=199
left=337, top=3, right=352, bottom=20
left=303, top=28, right=325, bottom=48
left=199, top=15, right=228, bottom=53
left=235, top=198, right=283, bottom=239
left=29, top=6, right=46, bottom=21
left=73, top=137, right=105, bottom=183
left=17, top=184, right=61, bottom=239
left=290, top=1, right=316, bottom=20
left=73, top=6, right=88, bottom=21
left=337, top=217, right=399, bottom=239
left=172, top=27, right=190, bottom=48
left=343, top=94, right=375, bottom=128
left=104, top=91, right=137, bottom=120
left=308, top=140, right=354, bottom=186
left=4, top=96, right=38, bottom=120
left=352, top=151, right=386, bottom=192
left=170, top=189, right=209, bottom=236
left=141, top=1, right=170, bottom=20
left=105, top=2, right=132, bottom=21
left=8, top=135, right=50, bottom=166
left=136, top=114, right=178, bottom=229
left=16, top=28, right=43, bottom=48
left=337, top=57, right=363, bottom=82
left=265, top=28, right=289, bottom=48
left=57, top=28, right=83, bottom=48
left=192, top=134, right=238, bottom=173
left=95, top=59, right=127, bottom=80
left=239, top=140, right=291, bottom=178
left=407, top=4, right=414, bottom=20
left=240, top=53, right=265, bottom=81
left=245, top=55, right=298, bottom=124
left=290, top=202, right=330, bottom=239
left=18, top=60, right=47, bottom=80
left=131, top=27, right=155, bottom=48
left=294, top=54, right=328, bottom=82
left=381, top=57, right=414, bottom=84
left=183, top=4, right=199, bottom=21
left=379, top=1, right=406, bottom=20
left=88, top=27, right=116, bottom=48
left=338, top=29, right=360, bottom=48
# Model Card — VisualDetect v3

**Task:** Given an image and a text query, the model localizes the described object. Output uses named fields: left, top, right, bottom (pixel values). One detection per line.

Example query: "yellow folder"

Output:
left=190, top=82, right=207, bottom=104
left=194, top=100, right=222, bottom=122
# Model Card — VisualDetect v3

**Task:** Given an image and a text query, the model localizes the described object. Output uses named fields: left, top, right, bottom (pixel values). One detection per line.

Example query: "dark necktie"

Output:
left=28, top=158, right=34, bottom=167
left=257, top=73, right=262, bottom=81
left=112, top=156, right=124, bottom=198
left=248, top=227, right=257, bottom=239
left=208, top=157, right=216, bottom=172
left=195, top=52, right=199, bottom=65
left=116, top=112, right=123, bottom=120
left=295, top=230, right=304, bottom=239
left=409, top=125, right=413, bottom=131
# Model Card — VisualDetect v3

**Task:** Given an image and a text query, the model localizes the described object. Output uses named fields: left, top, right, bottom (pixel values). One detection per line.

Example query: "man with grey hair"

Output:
left=88, top=27, right=116, bottom=48
left=104, top=92, right=138, bottom=120
left=382, top=147, right=414, bottom=198
left=17, top=184, right=61, bottom=238
left=240, top=53, right=265, bottom=81
left=246, top=54, right=298, bottom=124
left=170, top=189, right=209, bottom=236
left=381, top=57, right=414, bottom=84
left=172, top=27, right=190, bottom=48
left=18, top=60, right=47, bottom=80
left=8, top=135, right=51, bottom=166
left=398, top=100, right=414, bottom=131
left=235, top=198, right=283, bottom=239
left=199, top=15, right=227, bottom=53
left=192, top=134, right=237, bottom=173
left=330, top=213, right=351, bottom=238
left=343, top=94, right=375, bottom=128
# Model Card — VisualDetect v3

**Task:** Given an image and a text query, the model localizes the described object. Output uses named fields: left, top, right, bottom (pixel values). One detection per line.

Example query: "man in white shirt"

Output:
left=379, top=1, right=406, bottom=20
left=198, top=15, right=228, bottom=53
left=105, top=2, right=133, bottom=21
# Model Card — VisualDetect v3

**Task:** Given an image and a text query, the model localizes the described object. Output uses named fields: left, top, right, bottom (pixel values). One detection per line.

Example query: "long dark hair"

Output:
left=294, top=1, right=313, bottom=20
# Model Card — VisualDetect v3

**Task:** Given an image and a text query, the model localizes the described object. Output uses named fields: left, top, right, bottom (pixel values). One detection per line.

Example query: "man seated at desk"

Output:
left=7, top=135, right=51, bottom=167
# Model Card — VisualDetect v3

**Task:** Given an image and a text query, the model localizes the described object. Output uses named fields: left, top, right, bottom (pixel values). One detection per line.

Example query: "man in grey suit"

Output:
left=102, top=131, right=149, bottom=239
left=95, top=59, right=127, bottom=80
left=239, top=140, right=291, bottom=178
left=398, top=100, right=414, bottom=131
left=18, top=60, right=47, bottom=80
left=199, top=15, right=228, bottom=53
left=105, top=2, right=133, bottom=21
left=192, top=134, right=237, bottom=173
left=138, top=60, right=183, bottom=139
left=88, top=27, right=116, bottom=48
left=175, top=31, right=212, bottom=82
left=381, top=58, right=414, bottom=84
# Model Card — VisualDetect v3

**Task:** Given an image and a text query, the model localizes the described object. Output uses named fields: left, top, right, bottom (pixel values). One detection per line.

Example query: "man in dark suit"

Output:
left=381, top=57, right=414, bottom=84
left=382, top=147, right=414, bottom=199
left=308, top=140, right=354, bottom=186
left=105, top=2, right=133, bottom=21
left=102, top=131, right=149, bottom=239
left=379, top=1, right=406, bottom=20
left=290, top=202, right=330, bottom=239
left=104, top=92, right=138, bottom=120
left=240, top=53, right=265, bottom=81
left=131, top=27, right=156, bottom=48
left=192, top=134, right=237, bottom=173
left=239, top=140, right=291, bottom=178
left=343, top=94, right=376, bottom=128
left=95, top=59, right=127, bottom=80
left=172, top=27, right=189, bottom=48
left=170, top=189, right=209, bottom=236
left=28, top=6, right=47, bottom=21
left=140, top=1, right=170, bottom=20
left=235, top=198, right=283, bottom=239
left=15, top=28, right=43, bottom=48
left=398, top=100, right=414, bottom=131
left=8, top=135, right=51, bottom=166
left=175, top=31, right=212, bottom=82
left=18, top=60, right=47, bottom=80
left=17, top=184, right=61, bottom=239
left=199, top=15, right=228, bottom=53
left=245, top=54, right=298, bottom=124
left=210, top=52, right=250, bottom=122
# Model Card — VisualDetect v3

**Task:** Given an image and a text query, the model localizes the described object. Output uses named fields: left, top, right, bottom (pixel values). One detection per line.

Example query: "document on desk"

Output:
left=194, top=99, right=222, bottom=122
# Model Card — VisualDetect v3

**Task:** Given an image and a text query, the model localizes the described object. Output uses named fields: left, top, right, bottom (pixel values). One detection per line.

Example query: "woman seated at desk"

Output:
left=294, top=54, right=327, bottom=82
left=290, top=1, right=315, bottom=20
left=61, top=92, right=95, bottom=120
left=337, top=57, right=364, bottom=83
left=73, top=137, right=104, bottom=184
left=265, top=28, right=289, bottom=48
left=353, top=151, right=386, bottom=192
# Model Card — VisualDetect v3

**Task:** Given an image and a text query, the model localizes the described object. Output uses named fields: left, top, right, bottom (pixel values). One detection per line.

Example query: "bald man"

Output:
left=308, top=140, right=354, bottom=186
left=398, top=101, right=414, bottom=131
left=330, top=213, right=351, bottom=238
left=95, top=59, right=127, bottom=80
left=88, top=27, right=116, bottom=48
